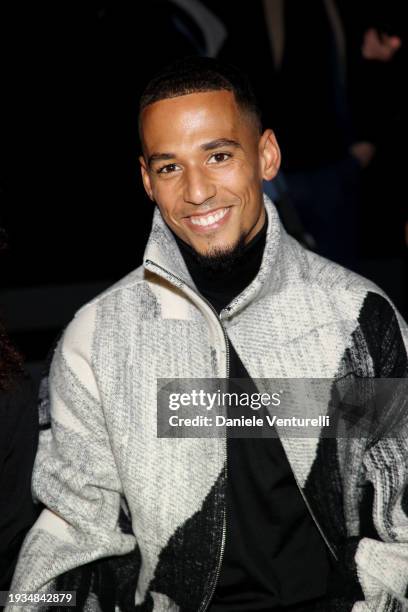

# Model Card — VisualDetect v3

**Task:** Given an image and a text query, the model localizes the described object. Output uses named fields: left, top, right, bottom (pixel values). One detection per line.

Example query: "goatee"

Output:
left=188, top=234, right=247, bottom=275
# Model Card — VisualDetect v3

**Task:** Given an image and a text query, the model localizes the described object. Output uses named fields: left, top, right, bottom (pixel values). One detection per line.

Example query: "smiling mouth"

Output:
left=186, top=207, right=230, bottom=229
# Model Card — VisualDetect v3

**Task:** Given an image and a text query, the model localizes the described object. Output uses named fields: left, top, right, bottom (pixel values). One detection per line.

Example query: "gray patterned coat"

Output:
left=7, top=195, right=408, bottom=611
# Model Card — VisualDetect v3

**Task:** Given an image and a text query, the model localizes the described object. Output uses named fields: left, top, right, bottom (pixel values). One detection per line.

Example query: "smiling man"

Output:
left=138, top=86, right=276, bottom=261
left=7, top=57, right=408, bottom=612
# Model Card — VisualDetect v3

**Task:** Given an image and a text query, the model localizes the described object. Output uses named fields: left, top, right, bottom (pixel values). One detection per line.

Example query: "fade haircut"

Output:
left=138, top=56, right=262, bottom=141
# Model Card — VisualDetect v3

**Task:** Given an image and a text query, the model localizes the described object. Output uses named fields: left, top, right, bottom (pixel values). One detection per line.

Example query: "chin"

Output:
left=195, top=240, right=236, bottom=258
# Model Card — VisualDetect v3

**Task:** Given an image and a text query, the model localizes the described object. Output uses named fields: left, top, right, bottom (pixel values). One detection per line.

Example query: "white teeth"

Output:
left=190, top=208, right=228, bottom=227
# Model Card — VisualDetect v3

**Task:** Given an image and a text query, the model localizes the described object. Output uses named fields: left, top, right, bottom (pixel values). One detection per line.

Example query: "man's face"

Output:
left=139, top=90, right=280, bottom=257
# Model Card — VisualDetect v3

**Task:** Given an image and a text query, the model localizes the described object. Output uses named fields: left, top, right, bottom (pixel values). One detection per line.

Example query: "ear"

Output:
left=258, top=129, right=281, bottom=181
left=139, top=155, right=155, bottom=202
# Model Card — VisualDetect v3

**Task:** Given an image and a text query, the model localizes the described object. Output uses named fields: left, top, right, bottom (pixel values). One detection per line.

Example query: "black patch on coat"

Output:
left=144, top=466, right=226, bottom=612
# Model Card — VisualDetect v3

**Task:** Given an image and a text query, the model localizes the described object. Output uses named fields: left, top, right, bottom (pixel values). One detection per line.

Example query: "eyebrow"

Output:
left=147, top=152, right=176, bottom=167
left=200, top=138, right=241, bottom=151
left=147, top=138, right=242, bottom=168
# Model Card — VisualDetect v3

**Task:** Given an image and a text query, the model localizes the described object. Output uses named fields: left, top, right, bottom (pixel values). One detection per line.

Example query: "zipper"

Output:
left=144, top=259, right=229, bottom=611
left=199, top=316, right=229, bottom=612
left=285, top=445, right=338, bottom=562
left=144, top=259, right=337, bottom=601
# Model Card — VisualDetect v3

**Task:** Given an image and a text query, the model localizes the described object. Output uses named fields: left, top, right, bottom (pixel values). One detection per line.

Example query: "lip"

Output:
left=183, top=206, right=232, bottom=233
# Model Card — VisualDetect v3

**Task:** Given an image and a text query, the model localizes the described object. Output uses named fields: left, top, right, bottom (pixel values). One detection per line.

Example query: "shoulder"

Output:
left=288, top=235, right=405, bottom=325
left=49, top=265, right=154, bottom=387
left=58, top=265, right=148, bottom=350
left=286, top=237, right=408, bottom=373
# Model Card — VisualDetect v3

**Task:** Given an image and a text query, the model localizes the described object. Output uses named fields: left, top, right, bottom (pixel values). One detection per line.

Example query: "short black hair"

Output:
left=138, top=56, right=262, bottom=137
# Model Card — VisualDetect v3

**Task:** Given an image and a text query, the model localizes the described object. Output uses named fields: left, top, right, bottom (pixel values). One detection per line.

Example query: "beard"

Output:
left=188, top=234, right=247, bottom=275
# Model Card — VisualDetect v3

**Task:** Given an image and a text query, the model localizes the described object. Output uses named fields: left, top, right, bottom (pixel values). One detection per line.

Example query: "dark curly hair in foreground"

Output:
left=0, top=225, right=24, bottom=391
left=0, top=320, right=24, bottom=392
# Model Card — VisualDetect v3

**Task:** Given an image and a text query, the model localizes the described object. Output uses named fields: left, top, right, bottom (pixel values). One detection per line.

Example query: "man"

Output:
left=7, top=57, right=408, bottom=611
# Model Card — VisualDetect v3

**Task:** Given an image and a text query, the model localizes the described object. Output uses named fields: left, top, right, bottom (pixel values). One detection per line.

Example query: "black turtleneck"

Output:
left=175, top=220, right=333, bottom=611
left=173, top=219, right=267, bottom=315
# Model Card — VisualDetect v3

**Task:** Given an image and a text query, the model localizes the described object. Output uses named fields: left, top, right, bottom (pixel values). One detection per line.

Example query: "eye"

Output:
left=157, top=163, right=180, bottom=175
left=208, top=152, right=232, bottom=164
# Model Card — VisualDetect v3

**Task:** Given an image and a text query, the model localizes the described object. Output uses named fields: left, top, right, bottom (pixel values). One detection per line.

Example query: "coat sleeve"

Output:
left=6, top=303, right=137, bottom=610
left=352, top=294, right=408, bottom=611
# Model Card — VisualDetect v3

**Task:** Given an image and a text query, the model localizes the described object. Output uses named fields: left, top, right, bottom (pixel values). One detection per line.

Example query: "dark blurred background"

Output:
left=1, top=1, right=407, bottom=384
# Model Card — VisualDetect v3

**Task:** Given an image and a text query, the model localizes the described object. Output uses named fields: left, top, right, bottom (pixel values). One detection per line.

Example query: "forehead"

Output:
left=140, top=90, right=248, bottom=151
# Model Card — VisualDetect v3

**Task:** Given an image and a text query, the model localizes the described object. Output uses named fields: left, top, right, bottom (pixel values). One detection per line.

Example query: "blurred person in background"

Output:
left=356, top=0, right=408, bottom=318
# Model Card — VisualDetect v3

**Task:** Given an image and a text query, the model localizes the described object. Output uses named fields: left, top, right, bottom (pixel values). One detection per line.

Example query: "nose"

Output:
left=183, top=166, right=216, bottom=206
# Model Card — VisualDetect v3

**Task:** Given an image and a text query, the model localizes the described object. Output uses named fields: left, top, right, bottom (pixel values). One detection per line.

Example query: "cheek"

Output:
left=152, top=182, right=183, bottom=222
left=222, top=167, right=259, bottom=211
left=220, top=160, right=259, bottom=190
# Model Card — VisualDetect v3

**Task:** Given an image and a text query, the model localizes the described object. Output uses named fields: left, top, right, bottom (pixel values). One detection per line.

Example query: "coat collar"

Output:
left=143, top=193, right=289, bottom=317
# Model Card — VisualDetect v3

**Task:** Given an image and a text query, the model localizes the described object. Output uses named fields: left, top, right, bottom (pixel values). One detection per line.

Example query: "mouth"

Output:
left=183, top=206, right=232, bottom=233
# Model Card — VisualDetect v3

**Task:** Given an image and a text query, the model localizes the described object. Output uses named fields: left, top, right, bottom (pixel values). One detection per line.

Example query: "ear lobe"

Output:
left=260, top=129, right=281, bottom=181
left=139, top=155, right=154, bottom=201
